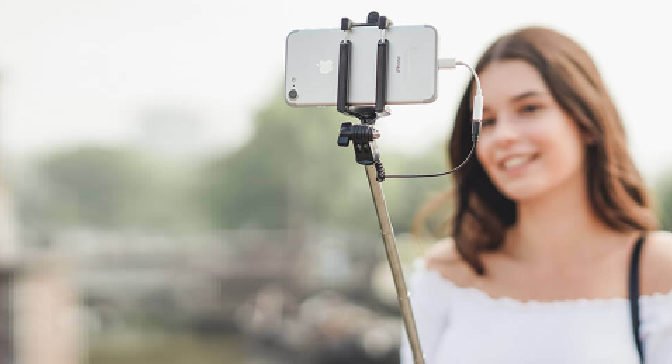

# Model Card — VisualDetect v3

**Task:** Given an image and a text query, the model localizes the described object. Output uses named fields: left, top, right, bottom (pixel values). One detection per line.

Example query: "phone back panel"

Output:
left=285, top=25, right=437, bottom=106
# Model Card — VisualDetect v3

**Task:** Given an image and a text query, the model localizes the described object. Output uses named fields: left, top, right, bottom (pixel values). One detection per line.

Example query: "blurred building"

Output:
left=13, top=227, right=404, bottom=363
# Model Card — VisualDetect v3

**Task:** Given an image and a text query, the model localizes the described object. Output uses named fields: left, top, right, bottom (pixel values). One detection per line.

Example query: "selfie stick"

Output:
left=335, top=11, right=485, bottom=364
left=335, top=12, right=426, bottom=364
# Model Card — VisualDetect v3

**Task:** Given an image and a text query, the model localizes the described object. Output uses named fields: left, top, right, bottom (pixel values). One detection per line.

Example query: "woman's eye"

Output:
left=482, top=118, right=496, bottom=127
left=520, top=104, right=541, bottom=114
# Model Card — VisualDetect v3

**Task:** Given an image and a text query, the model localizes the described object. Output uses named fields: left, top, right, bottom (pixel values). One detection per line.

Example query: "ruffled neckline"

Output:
left=414, top=258, right=672, bottom=309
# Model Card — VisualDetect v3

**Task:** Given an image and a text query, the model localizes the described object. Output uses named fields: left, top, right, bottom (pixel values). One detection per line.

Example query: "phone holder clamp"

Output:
left=336, top=11, right=391, bottom=181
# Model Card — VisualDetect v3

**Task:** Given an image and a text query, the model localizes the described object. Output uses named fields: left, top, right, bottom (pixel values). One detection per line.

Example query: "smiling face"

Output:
left=446, top=27, right=658, bottom=276
left=475, top=60, right=586, bottom=201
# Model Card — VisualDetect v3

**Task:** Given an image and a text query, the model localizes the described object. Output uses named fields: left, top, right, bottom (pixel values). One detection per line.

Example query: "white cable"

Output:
left=455, top=61, right=481, bottom=94
left=438, top=58, right=483, bottom=140
left=387, top=57, right=484, bottom=180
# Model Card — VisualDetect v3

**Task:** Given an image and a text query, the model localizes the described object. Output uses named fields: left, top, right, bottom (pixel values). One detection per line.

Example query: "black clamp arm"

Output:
left=337, top=11, right=391, bottom=115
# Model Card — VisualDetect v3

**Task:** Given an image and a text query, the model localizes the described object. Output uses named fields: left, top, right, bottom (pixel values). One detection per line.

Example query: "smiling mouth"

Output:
left=499, top=153, right=540, bottom=172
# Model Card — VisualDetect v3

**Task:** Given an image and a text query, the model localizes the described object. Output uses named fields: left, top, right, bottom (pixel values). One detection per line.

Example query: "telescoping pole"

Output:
left=364, top=164, right=425, bottom=364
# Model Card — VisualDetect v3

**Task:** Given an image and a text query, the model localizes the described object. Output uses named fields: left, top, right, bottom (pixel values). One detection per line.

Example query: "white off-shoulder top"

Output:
left=400, top=258, right=672, bottom=364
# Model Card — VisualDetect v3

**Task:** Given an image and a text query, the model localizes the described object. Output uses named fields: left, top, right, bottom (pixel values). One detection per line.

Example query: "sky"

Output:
left=0, top=0, right=671, bottom=180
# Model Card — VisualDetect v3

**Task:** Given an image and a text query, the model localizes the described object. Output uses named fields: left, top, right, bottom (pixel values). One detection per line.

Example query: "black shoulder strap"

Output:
left=629, top=233, right=646, bottom=363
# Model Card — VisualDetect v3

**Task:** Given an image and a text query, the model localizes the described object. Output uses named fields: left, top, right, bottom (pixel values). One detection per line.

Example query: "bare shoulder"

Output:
left=422, top=237, right=474, bottom=286
left=641, top=230, right=672, bottom=295
left=424, top=237, right=460, bottom=267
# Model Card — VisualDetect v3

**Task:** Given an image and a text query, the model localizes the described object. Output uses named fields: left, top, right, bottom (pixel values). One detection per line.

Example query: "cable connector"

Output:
left=438, top=58, right=456, bottom=70
left=473, top=87, right=483, bottom=121
left=453, top=60, right=484, bottom=144
left=438, top=59, right=483, bottom=123
left=472, top=120, right=482, bottom=143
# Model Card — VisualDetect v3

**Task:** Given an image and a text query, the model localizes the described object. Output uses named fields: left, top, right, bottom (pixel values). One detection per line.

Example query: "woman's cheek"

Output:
left=476, top=150, right=495, bottom=179
left=481, top=154, right=501, bottom=185
left=476, top=136, right=494, bottom=166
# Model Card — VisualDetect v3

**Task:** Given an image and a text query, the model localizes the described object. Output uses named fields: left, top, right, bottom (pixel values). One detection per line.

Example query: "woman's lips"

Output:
left=499, top=153, right=540, bottom=173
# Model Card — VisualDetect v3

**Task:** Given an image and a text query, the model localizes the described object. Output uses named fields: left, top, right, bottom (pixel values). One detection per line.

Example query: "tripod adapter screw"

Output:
left=337, top=122, right=380, bottom=147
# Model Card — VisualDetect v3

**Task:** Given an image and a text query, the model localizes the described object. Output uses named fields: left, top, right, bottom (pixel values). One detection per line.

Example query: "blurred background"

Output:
left=1, top=1, right=672, bottom=363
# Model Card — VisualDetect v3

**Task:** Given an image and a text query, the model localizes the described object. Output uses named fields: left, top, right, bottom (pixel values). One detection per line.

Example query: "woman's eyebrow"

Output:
left=482, top=90, right=548, bottom=112
left=510, top=90, right=546, bottom=102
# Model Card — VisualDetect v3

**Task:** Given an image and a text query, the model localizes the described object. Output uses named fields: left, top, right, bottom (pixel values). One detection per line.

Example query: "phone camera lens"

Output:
left=288, top=89, right=298, bottom=100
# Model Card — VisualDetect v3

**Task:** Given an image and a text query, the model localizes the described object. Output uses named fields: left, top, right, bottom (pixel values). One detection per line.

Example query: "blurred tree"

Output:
left=13, top=90, right=454, bottom=236
left=656, top=169, right=672, bottom=231
left=200, top=93, right=360, bottom=230
left=198, top=90, right=451, bottom=234
left=16, top=146, right=204, bottom=231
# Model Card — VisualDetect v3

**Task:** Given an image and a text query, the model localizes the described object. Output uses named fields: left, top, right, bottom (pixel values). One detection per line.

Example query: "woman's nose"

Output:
left=490, top=116, right=520, bottom=146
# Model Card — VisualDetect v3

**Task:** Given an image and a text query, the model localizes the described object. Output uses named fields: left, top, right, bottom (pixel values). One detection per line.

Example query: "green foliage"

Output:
left=198, top=90, right=452, bottom=234
left=199, top=93, right=362, bottom=230
left=656, top=169, right=672, bottom=231
left=43, top=147, right=147, bottom=227
left=14, top=89, right=454, bottom=236
left=16, top=146, right=204, bottom=231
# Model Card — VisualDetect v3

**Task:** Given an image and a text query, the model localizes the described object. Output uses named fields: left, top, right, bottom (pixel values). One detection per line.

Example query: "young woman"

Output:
left=400, top=27, right=672, bottom=363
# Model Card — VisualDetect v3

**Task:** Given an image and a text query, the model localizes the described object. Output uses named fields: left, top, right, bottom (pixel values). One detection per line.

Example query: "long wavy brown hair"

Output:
left=419, top=26, right=658, bottom=275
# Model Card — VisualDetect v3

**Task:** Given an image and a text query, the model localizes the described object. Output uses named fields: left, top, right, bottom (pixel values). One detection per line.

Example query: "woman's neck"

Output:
left=501, top=172, right=632, bottom=268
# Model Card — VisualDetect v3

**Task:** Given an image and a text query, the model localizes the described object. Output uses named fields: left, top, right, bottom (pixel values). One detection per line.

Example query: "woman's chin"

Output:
left=496, top=181, right=547, bottom=202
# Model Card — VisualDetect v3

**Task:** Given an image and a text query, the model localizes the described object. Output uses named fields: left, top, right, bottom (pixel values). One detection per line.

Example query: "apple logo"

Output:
left=317, top=60, right=334, bottom=74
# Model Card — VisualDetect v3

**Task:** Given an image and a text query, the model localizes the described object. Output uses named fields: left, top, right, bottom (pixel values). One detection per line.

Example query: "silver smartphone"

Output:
left=285, top=25, right=438, bottom=107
